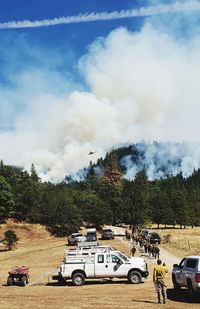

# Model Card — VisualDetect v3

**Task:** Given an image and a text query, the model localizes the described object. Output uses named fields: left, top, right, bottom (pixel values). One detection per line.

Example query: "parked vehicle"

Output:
left=68, top=233, right=86, bottom=245
left=7, top=266, right=29, bottom=286
left=140, top=229, right=149, bottom=238
left=141, top=230, right=161, bottom=244
left=172, top=256, right=200, bottom=296
left=148, top=232, right=161, bottom=244
left=86, top=228, right=97, bottom=242
left=101, top=229, right=115, bottom=240
left=52, top=250, right=149, bottom=286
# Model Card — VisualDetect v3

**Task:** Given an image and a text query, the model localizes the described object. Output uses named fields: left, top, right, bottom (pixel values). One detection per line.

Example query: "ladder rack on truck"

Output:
left=65, top=244, right=114, bottom=256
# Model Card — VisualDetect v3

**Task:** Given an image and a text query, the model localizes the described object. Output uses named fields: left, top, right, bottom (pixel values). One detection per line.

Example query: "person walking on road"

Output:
left=153, top=259, right=168, bottom=304
left=130, top=245, right=136, bottom=257
left=154, top=244, right=160, bottom=260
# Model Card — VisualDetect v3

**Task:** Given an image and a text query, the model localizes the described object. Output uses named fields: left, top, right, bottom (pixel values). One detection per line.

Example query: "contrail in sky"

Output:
left=0, top=1, right=200, bottom=29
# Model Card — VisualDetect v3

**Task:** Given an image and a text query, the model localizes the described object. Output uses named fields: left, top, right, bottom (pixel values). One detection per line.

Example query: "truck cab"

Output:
left=172, top=255, right=200, bottom=296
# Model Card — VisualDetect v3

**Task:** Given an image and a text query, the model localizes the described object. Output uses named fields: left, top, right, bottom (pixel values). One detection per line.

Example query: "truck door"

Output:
left=105, top=253, right=125, bottom=277
left=175, top=258, right=186, bottom=285
left=94, top=253, right=109, bottom=277
left=94, top=253, right=124, bottom=277
left=184, top=258, right=198, bottom=287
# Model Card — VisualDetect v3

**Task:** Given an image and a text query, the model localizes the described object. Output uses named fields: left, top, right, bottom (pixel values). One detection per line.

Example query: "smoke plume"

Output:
left=0, top=1, right=200, bottom=181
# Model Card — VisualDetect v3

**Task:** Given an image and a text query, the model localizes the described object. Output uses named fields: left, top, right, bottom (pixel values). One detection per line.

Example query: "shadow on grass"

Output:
left=167, top=288, right=200, bottom=303
left=132, top=299, right=157, bottom=304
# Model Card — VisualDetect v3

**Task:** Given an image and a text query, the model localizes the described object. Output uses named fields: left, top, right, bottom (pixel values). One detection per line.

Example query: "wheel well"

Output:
left=187, top=278, right=192, bottom=287
left=72, top=270, right=86, bottom=278
left=128, top=268, right=142, bottom=276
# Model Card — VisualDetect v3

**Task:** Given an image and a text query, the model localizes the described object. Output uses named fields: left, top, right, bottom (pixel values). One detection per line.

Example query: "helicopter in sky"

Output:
left=89, top=151, right=97, bottom=155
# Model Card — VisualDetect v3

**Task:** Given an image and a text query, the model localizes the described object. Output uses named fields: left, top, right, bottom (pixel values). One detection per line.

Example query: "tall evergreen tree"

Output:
left=98, top=151, right=123, bottom=225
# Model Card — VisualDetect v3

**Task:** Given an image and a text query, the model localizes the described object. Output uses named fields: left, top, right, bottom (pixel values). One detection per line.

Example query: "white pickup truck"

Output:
left=172, top=255, right=200, bottom=296
left=52, top=251, right=148, bottom=286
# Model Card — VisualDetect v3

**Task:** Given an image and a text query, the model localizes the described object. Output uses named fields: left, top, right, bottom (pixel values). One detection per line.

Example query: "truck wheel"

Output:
left=7, top=276, right=13, bottom=286
left=172, top=275, right=181, bottom=291
left=21, top=276, right=27, bottom=286
left=72, top=272, right=85, bottom=286
left=128, top=271, right=142, bottom=284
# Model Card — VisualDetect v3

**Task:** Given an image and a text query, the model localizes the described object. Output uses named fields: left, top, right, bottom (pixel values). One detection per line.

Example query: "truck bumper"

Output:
left=141, top=271, right=149, bottom=278
left=51, top=272, right=62, bottom=281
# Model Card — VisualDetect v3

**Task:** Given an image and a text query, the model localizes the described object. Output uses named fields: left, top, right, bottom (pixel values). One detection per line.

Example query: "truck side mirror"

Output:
left=173, top=264, right=178, bottom=267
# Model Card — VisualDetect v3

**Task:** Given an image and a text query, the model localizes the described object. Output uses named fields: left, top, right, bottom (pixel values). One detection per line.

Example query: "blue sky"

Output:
left=0, top=0, right=200, bottom=181
left=0, top=0, right=146, bottom=129
left=0, top=0, right=143, bottom=63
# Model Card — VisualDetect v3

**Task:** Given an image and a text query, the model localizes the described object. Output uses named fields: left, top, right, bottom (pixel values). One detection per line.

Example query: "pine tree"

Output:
left=98, top=151, right=124, bottom=225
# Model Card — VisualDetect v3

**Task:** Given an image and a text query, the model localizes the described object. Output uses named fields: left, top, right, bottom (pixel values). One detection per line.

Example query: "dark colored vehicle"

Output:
left=86, top=232, right=97, bottom=242
left=101, top=229, right=115, bottom=240
left=140, top=229, right=149, bottom=239
left=7, top=266, right=29, bottom=286
left=86, top=228, right=97, bottom=242
left=148, top=232, right=161, bottom=244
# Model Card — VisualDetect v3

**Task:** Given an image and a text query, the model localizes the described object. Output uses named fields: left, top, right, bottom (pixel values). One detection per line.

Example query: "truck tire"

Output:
left=7, top=276, right=13, bottom=286
left=128, top=271, right=142, bottom=284
left=172, top=274, right=181, bottom=291
left=72, top=272, right=85, bottom=286
left=21, top=276, right=27, bottom=286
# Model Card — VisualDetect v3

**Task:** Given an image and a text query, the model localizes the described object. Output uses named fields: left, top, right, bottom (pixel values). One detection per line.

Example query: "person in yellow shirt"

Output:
left=153, top=259, right=168, bottom=304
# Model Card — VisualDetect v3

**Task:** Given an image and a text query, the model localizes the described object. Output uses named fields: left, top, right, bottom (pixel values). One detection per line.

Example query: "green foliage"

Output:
left=0, top=175, right=15, bottom=222
left=1, top=149, right=200, bottom=234
left=3, top=229, right=18, bottom=250
left=98, top=151, right=123, bottom=225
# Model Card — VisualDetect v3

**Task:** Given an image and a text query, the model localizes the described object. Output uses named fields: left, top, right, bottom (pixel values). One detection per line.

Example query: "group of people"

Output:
left=130, top=231, right=160, bottom=260
left=128, top=229, right=168, bottom=304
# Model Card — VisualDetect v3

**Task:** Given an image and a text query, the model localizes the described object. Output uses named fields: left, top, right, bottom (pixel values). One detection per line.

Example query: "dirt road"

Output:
left=109, top=225, right=180, bottom=268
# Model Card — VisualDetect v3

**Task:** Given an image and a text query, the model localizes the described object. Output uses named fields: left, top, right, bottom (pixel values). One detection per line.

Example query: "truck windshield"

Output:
left=117, top=252, right=129, bottom=262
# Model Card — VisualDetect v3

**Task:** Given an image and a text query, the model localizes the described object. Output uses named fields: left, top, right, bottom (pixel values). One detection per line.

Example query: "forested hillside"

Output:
left=1, top=146, right=200, bottom=236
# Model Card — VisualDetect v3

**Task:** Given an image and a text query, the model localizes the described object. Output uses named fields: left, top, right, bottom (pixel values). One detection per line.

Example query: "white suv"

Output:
left=68, top=233, right=86, bottom=245
left=172, top=256, right=200, bottom=296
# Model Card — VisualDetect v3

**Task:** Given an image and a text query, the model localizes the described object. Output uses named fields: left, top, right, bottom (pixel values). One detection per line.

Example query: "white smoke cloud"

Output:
left=0, top=2, right=200, bottom=181
left=0, top=1, right=199, bottom=29
left=121, top=142, right=200, bottom=180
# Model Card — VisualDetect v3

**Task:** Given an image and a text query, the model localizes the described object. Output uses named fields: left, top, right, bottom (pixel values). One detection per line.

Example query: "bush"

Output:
left=2, top=229, right=18, bottom=250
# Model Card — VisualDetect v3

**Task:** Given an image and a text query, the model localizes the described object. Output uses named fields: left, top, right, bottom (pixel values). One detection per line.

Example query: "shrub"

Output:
left=3, top=229, right=18, bottom=250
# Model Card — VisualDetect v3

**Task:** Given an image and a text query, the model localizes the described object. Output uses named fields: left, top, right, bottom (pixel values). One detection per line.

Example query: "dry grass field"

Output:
left=0, top=222, right=200, bottom=308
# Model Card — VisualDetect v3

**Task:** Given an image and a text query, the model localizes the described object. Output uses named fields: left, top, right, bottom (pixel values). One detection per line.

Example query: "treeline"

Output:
left=1, top=151, right=200, bottom=236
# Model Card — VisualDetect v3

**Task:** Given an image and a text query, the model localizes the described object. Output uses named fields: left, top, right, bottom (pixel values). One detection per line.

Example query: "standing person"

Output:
left=130, top=245, right=136, bottom=257
left=148, top=243, right=152, bottom=257
left=154, top=244, right=160, bottom=260
left=153, top=259, right=168, bottom=304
